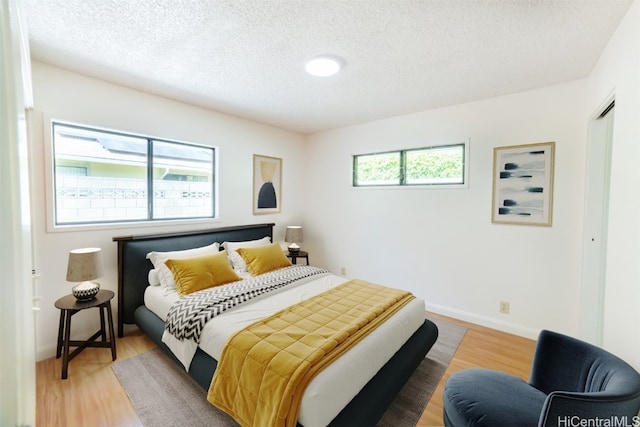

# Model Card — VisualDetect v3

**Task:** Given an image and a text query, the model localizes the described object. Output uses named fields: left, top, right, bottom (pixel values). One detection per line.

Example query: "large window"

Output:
left=353, top=142, right=468, bottom=187
left=52, top=121, right=216, bottom=225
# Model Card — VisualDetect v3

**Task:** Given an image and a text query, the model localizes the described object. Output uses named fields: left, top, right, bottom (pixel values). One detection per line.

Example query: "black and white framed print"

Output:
left=253, top=154, right=282, bottom=214
left=492, top=141, right=555, bottom=226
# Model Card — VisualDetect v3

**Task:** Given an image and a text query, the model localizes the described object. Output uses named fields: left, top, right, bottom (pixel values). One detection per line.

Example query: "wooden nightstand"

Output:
left=55, top=289, right=117, bottom=379
left=286, top=250, right=309, bottom=265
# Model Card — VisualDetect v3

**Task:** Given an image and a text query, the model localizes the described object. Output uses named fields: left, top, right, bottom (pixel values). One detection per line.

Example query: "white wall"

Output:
left=304, top=80, right=588, bottom=340
left=30, top=62, right=306, bottom=361
left=586, top=0, right=640, bottom=369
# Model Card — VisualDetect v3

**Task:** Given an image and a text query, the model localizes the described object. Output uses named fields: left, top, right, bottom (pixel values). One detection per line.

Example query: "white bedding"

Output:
left=145, top=273, right=425, bottom=427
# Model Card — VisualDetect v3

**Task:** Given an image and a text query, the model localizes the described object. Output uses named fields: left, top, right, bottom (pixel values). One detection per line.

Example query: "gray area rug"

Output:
left=112, top=317, right=466, bottom=427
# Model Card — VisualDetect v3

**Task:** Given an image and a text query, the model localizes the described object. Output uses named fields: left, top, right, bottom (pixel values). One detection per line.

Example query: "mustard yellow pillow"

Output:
left=165, top=250, right=241, bottom=297
left=237, top=243, right=292, bottom=276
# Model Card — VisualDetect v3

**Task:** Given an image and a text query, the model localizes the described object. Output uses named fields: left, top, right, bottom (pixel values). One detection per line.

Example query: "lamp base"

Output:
left=72, top=282, right=100, bottom=301
left=288, top=247, right=300, bottom=254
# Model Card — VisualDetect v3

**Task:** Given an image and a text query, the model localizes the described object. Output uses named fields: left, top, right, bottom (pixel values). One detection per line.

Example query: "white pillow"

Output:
left=221, top=237, right=271, bottom=273
left=148, top=269, right=161, bottom=286
left=146, top=242, right=220, bottom=290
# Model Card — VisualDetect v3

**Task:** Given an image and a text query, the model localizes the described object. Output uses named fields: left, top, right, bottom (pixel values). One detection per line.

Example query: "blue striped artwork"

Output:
left=492, top=142, right=555, bottom=226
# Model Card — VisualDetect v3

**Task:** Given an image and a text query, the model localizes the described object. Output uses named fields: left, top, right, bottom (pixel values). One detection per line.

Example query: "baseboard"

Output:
left=426, top=303, right=540, bottom=340
left=37, top=343, right=57, bottom=362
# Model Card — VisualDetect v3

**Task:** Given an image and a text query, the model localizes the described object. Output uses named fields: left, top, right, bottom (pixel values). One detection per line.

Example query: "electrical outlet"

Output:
left=340, top=266, right=347, bottom=276
left=499, top=301, right=510, bottom=314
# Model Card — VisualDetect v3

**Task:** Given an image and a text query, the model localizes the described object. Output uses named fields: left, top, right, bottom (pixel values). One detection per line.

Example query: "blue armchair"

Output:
left=443, top=330, right=640, bottom=427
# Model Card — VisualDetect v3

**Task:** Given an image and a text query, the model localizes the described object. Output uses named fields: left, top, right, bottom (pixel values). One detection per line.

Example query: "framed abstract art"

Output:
left=491, top=141, right=555, bottom=226
left=253, top=154, right=282, bottom=214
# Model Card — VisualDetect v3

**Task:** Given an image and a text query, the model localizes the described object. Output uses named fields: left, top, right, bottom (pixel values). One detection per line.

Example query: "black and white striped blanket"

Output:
left=164, top=265, right=329, bottom=344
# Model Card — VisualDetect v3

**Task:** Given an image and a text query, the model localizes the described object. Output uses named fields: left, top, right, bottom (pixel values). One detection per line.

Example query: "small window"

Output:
left=353, top=142, right=468, bottom=187
left=52, top=121, right=216, bottom=226
left=353, top=152, right=401, bottom=186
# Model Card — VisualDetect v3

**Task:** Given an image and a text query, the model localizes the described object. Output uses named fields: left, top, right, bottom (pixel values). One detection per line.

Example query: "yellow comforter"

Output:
left=207, top=279, right=414, bottom=427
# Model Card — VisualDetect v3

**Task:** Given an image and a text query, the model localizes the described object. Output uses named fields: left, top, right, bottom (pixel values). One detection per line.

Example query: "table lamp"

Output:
left=285, top=226, right=303, bottom=254
left=66, top=247, right=103, bottom=300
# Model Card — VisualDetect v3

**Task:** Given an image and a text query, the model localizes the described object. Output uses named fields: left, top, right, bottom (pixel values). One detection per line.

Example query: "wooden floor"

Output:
left=417, top=314, right=536, bottom=426
left=36, top=313, right=536, bottom=427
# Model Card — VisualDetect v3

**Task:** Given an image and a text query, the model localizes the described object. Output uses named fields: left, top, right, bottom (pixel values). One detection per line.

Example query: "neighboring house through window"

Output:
left=51, top=121, right=216, bottom=226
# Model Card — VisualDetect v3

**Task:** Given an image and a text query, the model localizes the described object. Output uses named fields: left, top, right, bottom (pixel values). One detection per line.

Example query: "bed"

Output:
left=113, top=223, right=439, bottom=426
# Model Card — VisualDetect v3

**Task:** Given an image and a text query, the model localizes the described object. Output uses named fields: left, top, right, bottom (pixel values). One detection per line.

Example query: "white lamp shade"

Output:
left=285, top=226, right=303, bottom=244
left=66, top=247, right=104, bottom=282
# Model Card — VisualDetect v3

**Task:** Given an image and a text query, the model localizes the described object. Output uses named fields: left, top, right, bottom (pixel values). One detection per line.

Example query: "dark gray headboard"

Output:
left=112, top=223, right=275, bottom=337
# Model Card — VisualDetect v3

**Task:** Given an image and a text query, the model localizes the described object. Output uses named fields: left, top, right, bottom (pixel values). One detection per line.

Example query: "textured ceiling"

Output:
left=24, top=0, right=633, bottom=134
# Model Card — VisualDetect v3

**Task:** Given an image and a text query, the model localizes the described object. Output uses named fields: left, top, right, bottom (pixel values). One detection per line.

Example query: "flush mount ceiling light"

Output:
left=305, top=55, right=344, bottom=77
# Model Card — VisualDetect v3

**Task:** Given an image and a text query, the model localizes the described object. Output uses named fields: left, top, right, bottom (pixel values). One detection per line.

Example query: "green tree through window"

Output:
left=353, top=143, right=467, bottom=187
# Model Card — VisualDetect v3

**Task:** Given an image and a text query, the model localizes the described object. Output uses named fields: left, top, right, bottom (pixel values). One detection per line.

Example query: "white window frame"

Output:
left=44, top=119, right=219, bottom=231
